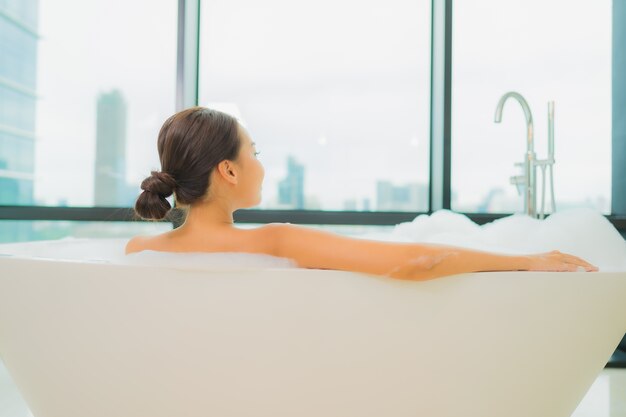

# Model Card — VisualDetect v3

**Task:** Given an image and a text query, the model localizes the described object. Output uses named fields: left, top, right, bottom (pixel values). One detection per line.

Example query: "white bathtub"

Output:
left=0, top=233, right=625, bottom=417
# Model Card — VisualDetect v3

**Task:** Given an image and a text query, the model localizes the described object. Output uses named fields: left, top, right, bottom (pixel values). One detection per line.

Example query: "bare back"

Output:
left=125, top=224, right=279, bottom=257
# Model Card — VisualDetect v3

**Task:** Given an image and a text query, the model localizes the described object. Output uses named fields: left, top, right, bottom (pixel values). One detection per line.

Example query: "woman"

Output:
left=126, top=106, right=598, bottom=280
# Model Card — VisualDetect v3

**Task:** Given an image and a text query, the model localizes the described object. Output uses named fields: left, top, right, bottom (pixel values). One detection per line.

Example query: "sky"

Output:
left=31, top=0, right=612, bottom=213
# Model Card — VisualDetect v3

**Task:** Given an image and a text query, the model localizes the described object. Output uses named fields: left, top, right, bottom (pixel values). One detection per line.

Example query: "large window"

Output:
left=0, top=0, right=177, bottom=208
left=2, top=0, right=623, bottom=246
left=451, top=0, right=612, bottom=214
left=198, top=0, right=432, bottom=212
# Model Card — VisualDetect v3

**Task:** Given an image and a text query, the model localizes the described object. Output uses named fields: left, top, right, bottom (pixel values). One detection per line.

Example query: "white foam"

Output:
left=0, top=237, right=299, bottom=269
left=120, top=250, right=299, bottom=269
left=369, top=208, right=626, bottom=272
left=0, top=237, right=126, bottom=262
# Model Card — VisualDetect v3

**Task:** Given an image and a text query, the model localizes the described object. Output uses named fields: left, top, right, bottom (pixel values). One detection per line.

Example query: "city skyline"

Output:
left=94, top=89, right=138, bottom=206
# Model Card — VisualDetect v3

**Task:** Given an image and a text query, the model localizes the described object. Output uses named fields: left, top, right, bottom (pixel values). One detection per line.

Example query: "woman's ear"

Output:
left=216, top=160, right=238, bottom=185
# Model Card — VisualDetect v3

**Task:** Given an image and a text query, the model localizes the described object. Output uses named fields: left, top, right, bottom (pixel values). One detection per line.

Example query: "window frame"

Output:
left=0, top=0, right=624, bottom=237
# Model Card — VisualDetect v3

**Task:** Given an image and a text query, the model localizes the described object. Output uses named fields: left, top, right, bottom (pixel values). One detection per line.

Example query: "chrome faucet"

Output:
left=494, top=92, right=537, bottom=218
left=494, top=91, right=556, bottom=219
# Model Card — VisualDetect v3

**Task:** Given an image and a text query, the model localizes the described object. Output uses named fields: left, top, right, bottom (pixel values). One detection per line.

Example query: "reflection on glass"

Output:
left=0, top=0, right=177, bottom=207
left=0, top=0, right=38, bottom=205
left=451, top=0, right=611, bottom=214
left=199, top=0, right=432, bottom=212
left=0, top=220, right=171, bottom=243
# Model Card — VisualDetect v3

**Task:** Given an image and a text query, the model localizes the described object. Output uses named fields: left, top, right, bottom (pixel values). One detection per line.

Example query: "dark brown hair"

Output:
left=134, top=106, right=242, bottom=220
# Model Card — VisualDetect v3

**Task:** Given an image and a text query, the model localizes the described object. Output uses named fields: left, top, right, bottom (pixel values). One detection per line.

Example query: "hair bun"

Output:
left=140, top=170, right=176, bottom=197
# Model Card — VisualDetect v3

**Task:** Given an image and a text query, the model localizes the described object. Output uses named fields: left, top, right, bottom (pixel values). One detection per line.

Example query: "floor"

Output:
left=0, top=358, right=624, bottom=417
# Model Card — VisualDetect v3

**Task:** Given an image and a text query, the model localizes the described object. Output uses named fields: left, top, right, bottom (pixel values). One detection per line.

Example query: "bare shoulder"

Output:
left=256, top=222, right=336, bottom=242
left=125, top=236, right=142, bottom=255
left=245, top=223, right=317, bottom=256
left=251, top=222, right=296, bottom=255
left=262, top=222, right=417, bottom=275
left=125, top=235, right=150, bottom=255
left=253, top=222, right=289, bottom=236
left=260, top=222, right=354, bottom=260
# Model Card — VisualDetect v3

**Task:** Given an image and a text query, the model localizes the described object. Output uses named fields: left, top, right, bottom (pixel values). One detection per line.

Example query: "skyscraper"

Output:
left=0, top=0, right=39, bottom=205
left=94, top=89, right=130, bottom=206
left=376, top=180, right=428, bottom=211
left=278, top=155, right=305, bottom=209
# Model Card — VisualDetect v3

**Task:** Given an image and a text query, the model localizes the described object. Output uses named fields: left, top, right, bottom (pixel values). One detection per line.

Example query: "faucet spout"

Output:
left=494, top=91, right=537, bottom=218
left=494, top=91, right=534, bottom=153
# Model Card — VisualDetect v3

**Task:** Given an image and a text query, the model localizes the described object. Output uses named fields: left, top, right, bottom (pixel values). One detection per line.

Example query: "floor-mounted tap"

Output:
left=494, top=92, right=556, bottom=219
left=494, top=91, right=537, bottom=218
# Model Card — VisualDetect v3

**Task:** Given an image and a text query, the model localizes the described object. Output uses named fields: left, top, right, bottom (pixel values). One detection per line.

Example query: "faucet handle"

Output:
left=510, top=175, right=525, bottom=195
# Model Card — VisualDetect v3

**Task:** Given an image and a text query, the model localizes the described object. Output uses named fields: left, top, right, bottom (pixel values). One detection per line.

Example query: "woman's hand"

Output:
left=525, top=250, right=598, bottom=272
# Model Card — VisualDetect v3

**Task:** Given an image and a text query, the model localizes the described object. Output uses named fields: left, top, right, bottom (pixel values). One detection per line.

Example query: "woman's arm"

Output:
left=266, top=223, right=597, bottom=281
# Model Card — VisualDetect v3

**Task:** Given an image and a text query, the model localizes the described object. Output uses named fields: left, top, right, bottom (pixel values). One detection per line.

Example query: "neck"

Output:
left=178, top=199, right=236, bottom=230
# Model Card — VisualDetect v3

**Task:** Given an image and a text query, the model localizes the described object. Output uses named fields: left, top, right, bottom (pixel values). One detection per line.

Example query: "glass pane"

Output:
left=451, top=1, right=611, bottom=214
left=0, top=0, right=177, bottom=207
left=199, top=0, right=431, bottom=212
left=0, top=220, right=171, bottom=243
